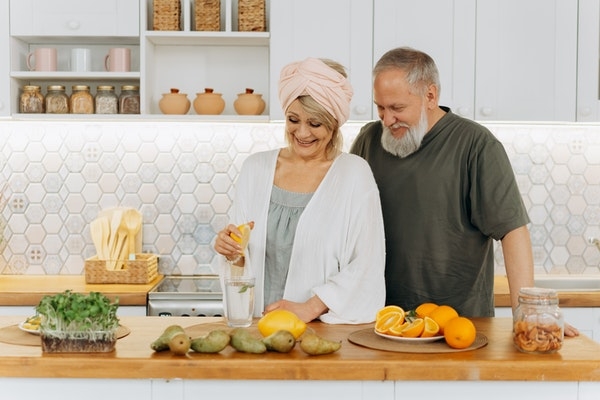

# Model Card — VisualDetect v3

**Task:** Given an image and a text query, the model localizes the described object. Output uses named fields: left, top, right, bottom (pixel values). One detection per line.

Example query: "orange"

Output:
left=421, top=316, right=440, bottom=337
left=444, top=316, right=477, bottom=349
left=398, top=318, right=424, bottom=338
left=415, top=302, right=439, bottom=318
left=374, top=311, right=403, bottom=334
left=428, top=305, right=459, bottom=334
left=375, top=305, right=405, bottom=323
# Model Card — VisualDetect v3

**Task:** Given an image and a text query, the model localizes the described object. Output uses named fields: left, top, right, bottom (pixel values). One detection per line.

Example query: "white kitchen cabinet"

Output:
left=140, top=0, right=270, bottom=117
left=373, top=0, right=475, bottom=120
left=0, top=0, right=10, bottom=117
left=373, top=0, right=578, bottom=122
left=7, top=0, right=270, bottom=118
left=269, top=0, right=373, bottom=121
left=475, top=0, right=577, bottom=121
left=576, top=0, right=600, bottom=121
left=8, top=0, right=141, bottom=116
left=10, top=0, right=139, bottom=37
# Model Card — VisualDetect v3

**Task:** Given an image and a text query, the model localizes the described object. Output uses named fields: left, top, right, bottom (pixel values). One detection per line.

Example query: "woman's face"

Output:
left=285, top=99, right=333, bottom=160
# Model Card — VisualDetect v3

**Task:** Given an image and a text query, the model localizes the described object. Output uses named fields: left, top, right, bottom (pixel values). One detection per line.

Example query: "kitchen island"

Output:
left=0, top=316, right=598, bottom=400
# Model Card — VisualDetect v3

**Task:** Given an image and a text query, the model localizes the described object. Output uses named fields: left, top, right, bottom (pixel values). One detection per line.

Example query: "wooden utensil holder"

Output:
left=85, top=254, right=158, bottom=284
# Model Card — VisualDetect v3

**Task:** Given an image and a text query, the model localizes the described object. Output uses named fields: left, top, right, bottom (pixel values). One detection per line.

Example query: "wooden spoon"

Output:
left=90, top=216, right=109, bottom=260
left=106, top=209, right=123, bottom=270
left=123, top=208, right=142, bottom=260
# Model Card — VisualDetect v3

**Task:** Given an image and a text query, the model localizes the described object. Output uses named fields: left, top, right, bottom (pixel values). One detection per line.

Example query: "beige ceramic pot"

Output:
left=234, top=88, right=266, bottom=115
left=193, top=88, right=225, bottom=115
left=158, top=88, right=190, bottom=115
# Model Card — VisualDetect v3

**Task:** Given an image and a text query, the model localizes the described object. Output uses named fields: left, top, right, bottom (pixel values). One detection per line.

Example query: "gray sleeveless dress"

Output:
left=264, top=185, right=313, bottom=306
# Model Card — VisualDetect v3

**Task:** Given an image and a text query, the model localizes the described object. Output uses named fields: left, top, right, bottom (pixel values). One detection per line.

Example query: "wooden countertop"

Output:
left=0, top=275, right=163, bottom=306
left=0, top=316, right=598, bottom=381
left=2, top=275, right=597, bottom=308
left=493, top=275, right=600, bottom=307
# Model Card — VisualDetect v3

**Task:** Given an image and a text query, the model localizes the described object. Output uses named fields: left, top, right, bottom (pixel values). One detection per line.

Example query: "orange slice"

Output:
left=399, top=318, right=424, bottom=338
left=374, top=312, right=403, bottom=334
left=421, top=316, right=440, bottom=337
left=388, top=321, right=410, bottom=336
left=376, top=305, right=405, bottom=323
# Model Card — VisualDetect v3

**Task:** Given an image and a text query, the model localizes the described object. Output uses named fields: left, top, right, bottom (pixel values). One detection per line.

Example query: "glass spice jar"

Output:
left=70, top=85, right=94, bottom=114
left=19, top=85, right=45, bottom=113
left=513, top=287, right=564, bottom=354
left=119, top=85, right=140, bottom=114
left=95, top=85, right=118, bottom=114
left=45, top=85, right=69, bottom=114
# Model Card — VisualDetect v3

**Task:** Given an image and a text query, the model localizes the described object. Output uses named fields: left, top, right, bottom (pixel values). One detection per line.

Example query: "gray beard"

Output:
left=380, top=110, right=428, bottom=158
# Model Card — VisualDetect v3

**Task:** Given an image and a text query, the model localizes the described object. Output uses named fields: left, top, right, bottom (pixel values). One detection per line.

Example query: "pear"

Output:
left=150, top=325, right=187, bottom=352
left=230, top=327, right=267, bottom=353
left=262, top=330, right=296, bottom=353
left=299, top=333, right=341, bottom=355
left=190, top=329, right=231, bottom=353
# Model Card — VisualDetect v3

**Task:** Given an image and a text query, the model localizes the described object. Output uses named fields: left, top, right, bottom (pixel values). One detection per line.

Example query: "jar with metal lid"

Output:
left=70, top=85, right=94, bottom=114
left=119, top=85, right=140, bottom=114
left=95, top=85, right=118, bottom=114
left=19, top=85, right=44, bottom=113
left=513, top=287, right=563, bottom=354
left=45, top=85, right=69, bottom=114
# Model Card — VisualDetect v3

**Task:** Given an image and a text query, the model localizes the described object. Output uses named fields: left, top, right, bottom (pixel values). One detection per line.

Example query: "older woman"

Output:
left=214, top=58, right=385, bottom=324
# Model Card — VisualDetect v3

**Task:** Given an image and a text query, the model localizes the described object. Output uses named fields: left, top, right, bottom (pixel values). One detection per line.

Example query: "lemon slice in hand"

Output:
left=229, top=223, right=252, bottom=255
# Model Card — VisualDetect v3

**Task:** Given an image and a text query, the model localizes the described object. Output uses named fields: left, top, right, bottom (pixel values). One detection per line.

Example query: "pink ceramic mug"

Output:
left=104, top=48, right=131, bottom=72
left=27, top=48, right=57, bottom=71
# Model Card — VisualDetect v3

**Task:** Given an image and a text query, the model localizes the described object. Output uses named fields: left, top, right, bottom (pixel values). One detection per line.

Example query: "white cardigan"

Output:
left=222, top=149, right=386, bottom=324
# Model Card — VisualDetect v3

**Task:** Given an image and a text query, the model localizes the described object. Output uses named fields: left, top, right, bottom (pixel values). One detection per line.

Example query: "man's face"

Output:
left=374, top=68, right=427, bottom=139
left=374, top=69, right=430, bottom=157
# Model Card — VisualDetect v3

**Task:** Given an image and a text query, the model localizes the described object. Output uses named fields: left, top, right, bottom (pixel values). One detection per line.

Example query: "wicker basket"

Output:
left=153, top=0, right=181, bottom=31
left=85, top=254, right=159, bottom=284
left=195, top=0, right=220, bottom=31
left=238, top=0, right=266, bottom=32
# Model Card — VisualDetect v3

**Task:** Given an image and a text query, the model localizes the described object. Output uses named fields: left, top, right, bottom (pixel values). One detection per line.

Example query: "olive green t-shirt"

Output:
left=350, top=108, right=529, bottom=316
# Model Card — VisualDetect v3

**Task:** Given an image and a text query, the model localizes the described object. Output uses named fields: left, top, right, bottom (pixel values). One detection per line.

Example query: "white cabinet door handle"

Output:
left=480, top=107, right=493, bottom=117
left=457, top=106, right=471, bottom=116
left=353, top=105, right=368, bottom=115
left=67, top=20, right=81, bottom=30
left=578, top=107, right=591, bottom=117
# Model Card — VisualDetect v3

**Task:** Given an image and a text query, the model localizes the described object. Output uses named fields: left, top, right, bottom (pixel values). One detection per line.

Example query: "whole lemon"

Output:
left=257, top=309, right=307, bottom=339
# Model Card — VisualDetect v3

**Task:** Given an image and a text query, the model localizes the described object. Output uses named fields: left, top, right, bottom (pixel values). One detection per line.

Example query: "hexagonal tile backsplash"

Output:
left=0, top=120, right=599, bottom=277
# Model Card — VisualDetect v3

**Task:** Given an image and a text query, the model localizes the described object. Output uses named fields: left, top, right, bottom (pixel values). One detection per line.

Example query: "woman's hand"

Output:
left=214, top=223, right=247, bottom=262
left=264, top=296, right=328, bottom=323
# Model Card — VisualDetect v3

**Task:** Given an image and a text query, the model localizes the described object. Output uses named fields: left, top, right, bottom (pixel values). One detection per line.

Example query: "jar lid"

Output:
left=97, top=85, right=115, bottom=91
left=47, top=85, right=65, bottom=91
left=23, top=85, right=41, bottom=91
left=518, top=287, right=559, bottom=303
left=72, top=85, right=90, bottom=91
left=121, top=85, right=139, bottom=91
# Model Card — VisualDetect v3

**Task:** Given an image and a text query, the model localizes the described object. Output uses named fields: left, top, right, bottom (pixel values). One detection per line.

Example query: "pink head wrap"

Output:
left=278, top=58, right=354, bottom=126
